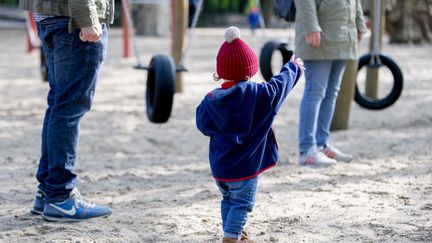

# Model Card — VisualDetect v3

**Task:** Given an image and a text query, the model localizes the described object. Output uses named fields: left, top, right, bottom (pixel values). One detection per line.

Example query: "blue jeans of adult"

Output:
left=36, top=16, right=108, bottom=203
left=298, top=60, right=347, bottom=154
left=216, top=177, right=257, bottom=239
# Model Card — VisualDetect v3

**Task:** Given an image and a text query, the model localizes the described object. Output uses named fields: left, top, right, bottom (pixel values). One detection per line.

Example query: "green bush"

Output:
left=203, top=0, right=255, bottom=13
left=0, top=0, right=19, bottom=6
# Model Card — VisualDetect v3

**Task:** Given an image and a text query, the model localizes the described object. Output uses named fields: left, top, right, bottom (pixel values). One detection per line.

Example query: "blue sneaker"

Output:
left=42, top=188, right=111, bottom=222
left=31, top=189, right=45, bottom=215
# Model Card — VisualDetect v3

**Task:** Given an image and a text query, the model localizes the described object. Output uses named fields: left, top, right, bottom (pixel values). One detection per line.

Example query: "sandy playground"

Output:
left=0, top=27, right=431, bottom=242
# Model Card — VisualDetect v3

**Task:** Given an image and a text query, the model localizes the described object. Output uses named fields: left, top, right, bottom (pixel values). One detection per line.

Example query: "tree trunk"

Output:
left=386, top=0, right=432, bottom=44
left=135, top=3, right=170, bottom=37
left=260, top=0, right=274, bottom=28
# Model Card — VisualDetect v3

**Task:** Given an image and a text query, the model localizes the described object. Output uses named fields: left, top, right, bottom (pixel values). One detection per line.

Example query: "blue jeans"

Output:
left=36, top=17, right=108, bottom=203
left=216, top=177, right=258, bottom=239
left=298, top=60, right=347, bottom=153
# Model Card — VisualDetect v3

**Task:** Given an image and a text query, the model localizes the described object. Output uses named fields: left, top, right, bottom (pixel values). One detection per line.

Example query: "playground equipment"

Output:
left=259, top=40, right=293, bottom=81
left=258, top=0, right=403, bottom=110
left=23, top=0, right=202, bottom=123
left=354, top=0, right=403, bottom=110
left=256, top=0, right=294, bottom=81
left=121, top=0, right=203, bottom=123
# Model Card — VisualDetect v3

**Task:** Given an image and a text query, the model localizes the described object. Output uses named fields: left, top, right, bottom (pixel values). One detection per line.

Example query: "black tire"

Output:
left=354, top=53, right=403, bottom=110
left=259, top=40, right=294, bottom=81
left=40, top=47, right=48, bottom=82
left=279, top=42, right=294, bottom=64
left=146, top=55, right=176, bottom=123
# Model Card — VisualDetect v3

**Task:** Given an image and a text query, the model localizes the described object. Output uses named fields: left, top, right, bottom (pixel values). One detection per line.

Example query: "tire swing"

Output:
left=259, top=41, right=294, bottom=81
left=354, top=53, right=403, bottom=110
left=145, top=55, right=175, bottom=123
left=354, top=0, right=403, bottom=110
left=121, top=0, right=203, bottom=123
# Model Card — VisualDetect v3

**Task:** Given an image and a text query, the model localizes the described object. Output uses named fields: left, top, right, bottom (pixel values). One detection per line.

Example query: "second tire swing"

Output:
left=259, top=39, right=403, bottom=110
left=122, top=0, right=203, bottom=123
left=259, top=40, right=293, bottom=81
left=353, top=0, right=403, bottom=110
left=354, top=53, right=403, bottom=110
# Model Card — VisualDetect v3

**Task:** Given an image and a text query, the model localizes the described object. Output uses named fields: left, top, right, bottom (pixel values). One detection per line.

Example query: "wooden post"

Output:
left=330, top=59, right=359, bottom=131
left=171, top=0, right=188, bottom=93
left=331, top=0, right=386, bottom=130
left=365, top=0, right=385, bottom=98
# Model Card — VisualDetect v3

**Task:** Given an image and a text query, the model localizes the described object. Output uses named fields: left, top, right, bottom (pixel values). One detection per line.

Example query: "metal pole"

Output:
left=121, top=0, right=131, bottom=58
left=121, top=0, right=144, bottom=67
left=25, top=11, right=37, bottom=53
left=372, top=0, right=382, bottom=54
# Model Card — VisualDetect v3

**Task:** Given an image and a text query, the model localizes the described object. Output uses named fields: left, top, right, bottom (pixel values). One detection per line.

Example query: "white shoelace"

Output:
left=71, top=189, right=96, bottom=208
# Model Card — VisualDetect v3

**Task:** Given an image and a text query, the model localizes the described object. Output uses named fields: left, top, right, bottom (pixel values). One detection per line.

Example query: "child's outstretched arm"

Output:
left=290, top=54, right=305, bottom=75
left=264, top=56, right=304, bottom=112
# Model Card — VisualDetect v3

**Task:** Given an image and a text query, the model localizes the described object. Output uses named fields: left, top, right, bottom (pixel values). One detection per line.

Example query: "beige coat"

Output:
left=294, top=0, right=368, bottom=60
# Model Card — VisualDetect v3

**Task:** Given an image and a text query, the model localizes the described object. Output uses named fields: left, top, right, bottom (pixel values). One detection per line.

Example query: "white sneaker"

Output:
left=299, top=147, right=337, bottom=167
left=320, top=144, right=353, bottom=162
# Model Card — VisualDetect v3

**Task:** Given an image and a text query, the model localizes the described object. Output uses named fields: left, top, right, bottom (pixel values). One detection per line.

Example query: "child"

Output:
left=195, top=26, right=304, bottom=243
left=247, top=6, right=260, bottom=35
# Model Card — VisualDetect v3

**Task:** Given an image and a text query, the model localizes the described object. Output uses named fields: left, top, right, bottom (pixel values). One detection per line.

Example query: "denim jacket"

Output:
left=19, top=0, right=114, bottom=32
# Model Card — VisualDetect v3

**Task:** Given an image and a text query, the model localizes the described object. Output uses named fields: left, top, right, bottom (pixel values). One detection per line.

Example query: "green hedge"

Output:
left=0, top=0, right=19, bottom=6
left=203, top=0, right=255, bottom=13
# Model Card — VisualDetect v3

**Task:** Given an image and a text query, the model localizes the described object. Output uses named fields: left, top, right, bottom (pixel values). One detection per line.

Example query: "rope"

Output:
left=121, top=0, right=144, bottom=67
left=121, top=0, right=203, bottom=70
left=178, top=0, right=204, bottom=69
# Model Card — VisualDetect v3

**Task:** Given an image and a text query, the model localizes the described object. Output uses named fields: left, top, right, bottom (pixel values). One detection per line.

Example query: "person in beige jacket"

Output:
left=20, top=0, right=114, bottom=222
left=294, top=0, right=367, bottom=167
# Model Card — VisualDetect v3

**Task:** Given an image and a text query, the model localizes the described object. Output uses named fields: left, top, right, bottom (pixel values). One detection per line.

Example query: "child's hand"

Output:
left=290, top=54, right=305, bottom=75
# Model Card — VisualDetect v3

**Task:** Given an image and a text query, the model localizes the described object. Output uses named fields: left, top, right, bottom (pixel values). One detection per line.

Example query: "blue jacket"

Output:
left=196, top=62, right=301, bottom=181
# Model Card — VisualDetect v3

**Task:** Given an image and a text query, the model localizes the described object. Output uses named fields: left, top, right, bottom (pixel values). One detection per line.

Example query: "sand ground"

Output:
left=0, top=27, right=431, bottom=242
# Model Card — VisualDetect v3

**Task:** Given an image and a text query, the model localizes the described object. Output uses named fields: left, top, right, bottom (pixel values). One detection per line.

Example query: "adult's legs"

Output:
left=298, top=60, right=333, bottom=153
left=316, top=60, right=347, bottom=147
left=36, top=17, right=108, bottom=202
left=36, top=30, right=57, bottom=194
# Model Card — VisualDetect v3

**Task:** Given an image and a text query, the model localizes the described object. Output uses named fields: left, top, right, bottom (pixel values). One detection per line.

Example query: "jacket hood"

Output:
left=198, top=82, right=265, bottom=146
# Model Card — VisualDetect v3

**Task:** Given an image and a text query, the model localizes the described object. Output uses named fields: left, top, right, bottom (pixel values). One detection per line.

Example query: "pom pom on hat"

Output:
left=216, top=26, right=258, bottom=81
left=224, top=26, right=240, bottom=43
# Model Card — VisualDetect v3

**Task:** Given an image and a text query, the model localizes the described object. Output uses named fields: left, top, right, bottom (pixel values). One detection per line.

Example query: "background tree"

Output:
left=386, top=0, right=432, bottom=44
left=135, top=3, right=170, bottom=37
left=260, top=0, right=274, bottom=28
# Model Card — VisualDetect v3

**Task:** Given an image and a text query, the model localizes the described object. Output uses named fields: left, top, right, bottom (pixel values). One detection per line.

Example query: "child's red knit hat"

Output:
left=216, top=26, right=258, bottom=81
